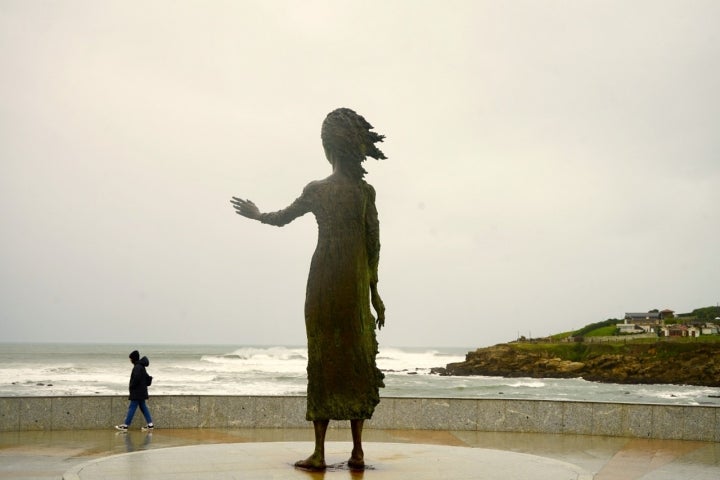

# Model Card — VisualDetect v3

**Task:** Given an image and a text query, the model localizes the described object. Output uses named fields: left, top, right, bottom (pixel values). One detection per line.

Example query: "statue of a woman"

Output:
left=231, top=108, right=386, bottom=470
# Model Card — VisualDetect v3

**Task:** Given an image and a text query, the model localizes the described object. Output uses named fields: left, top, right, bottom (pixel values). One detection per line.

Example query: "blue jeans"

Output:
left=124, top=400, right=153, bottom=425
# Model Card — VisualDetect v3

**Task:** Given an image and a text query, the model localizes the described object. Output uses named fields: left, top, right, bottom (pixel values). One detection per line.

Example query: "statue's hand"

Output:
left=371, top=284, right=385, bottom=330
left=231, top=197, right=260, bottom=220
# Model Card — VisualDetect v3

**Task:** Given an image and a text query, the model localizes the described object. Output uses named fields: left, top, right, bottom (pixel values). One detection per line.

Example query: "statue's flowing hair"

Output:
left=321, top=108, right=386, bottom=180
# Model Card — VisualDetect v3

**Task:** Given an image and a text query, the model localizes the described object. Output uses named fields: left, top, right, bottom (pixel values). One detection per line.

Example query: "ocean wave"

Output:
left=376, top=347, right=464, bottom=372
left=1, top=344, right=718, bottom=404
left=636, top=386, right=717, bottom=400
left=505, top=380, right=546, bottom=388
left=196, top=346, right=308, bottom=374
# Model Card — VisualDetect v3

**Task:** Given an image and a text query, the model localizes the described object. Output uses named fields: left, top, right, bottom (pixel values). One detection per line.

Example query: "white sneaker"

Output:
left=114, top=424, right=128, bottom=431
left=141, top=423, right=154, bottom=431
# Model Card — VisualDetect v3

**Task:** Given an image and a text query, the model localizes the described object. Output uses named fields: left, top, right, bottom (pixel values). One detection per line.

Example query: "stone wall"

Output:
left=582, top=333, right=658, bottom=343
left=1, top=396, right=718, bottom=442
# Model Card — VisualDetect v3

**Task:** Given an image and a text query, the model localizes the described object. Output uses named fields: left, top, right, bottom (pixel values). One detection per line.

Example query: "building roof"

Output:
left=625, top=312, right=661, bottom=319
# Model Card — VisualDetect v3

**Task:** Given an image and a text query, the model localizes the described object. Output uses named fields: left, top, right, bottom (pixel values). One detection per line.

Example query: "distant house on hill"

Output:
left=661, top=324, right=689, bottom=337
left=702, top=323, right=719, bottom=335
left=623, top=311, right=666, bottom=334
left=617, top=320, right=642, bottom=334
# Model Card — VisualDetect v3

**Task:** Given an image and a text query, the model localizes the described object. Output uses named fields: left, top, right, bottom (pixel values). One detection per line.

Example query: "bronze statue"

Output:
left=231, top=108, right=386, bottom=470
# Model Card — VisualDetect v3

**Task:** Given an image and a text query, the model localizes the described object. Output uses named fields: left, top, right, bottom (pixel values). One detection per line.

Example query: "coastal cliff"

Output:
left=436, top=341, right=720, bottom=387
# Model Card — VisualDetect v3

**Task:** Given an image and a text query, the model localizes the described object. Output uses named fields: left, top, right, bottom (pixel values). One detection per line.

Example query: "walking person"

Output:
left=231, top=108, right=387, bottom=470
left=115, top=350, right=154, bottom=431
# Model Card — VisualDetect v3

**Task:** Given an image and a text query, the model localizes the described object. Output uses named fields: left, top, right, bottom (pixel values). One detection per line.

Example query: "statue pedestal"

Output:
left=64, top=441, right=592, bottom=479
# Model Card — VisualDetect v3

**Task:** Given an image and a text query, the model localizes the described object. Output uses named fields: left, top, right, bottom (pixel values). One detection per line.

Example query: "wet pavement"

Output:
left=0, top=427, right=718, bottom=479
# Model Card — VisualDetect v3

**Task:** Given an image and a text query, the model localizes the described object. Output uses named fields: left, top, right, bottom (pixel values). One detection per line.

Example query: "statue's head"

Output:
left=321, top=108, right=386, bottom=179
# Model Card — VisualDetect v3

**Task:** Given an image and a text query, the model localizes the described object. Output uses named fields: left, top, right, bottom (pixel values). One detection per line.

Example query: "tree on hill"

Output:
left=678, top=306, right=720, bottom=323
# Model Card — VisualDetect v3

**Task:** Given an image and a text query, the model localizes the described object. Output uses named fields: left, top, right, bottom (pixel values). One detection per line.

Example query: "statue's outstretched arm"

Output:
left=230, top=187, right=312, bottom=227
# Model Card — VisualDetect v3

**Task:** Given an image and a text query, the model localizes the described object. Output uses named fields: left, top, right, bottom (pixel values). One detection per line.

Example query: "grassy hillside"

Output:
left=512, top=336, right=720, bottom=361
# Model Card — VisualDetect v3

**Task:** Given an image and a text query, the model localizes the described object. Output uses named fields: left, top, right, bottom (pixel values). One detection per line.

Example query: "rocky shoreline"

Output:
left=432, top=341, right=720, bottom=387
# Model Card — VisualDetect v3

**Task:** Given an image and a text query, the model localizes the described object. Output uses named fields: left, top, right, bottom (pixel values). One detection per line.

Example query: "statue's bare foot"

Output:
left=294, top=454, right=326, bottom=471
left=348, top=449, right=365, bottom=470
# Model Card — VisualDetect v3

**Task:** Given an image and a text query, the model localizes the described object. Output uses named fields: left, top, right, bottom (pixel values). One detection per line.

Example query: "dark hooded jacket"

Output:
left=128, top=356, right=151, bottom=401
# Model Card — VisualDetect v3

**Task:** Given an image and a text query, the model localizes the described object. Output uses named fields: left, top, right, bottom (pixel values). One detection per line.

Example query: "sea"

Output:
left=0, top=343, right=718, bottom=405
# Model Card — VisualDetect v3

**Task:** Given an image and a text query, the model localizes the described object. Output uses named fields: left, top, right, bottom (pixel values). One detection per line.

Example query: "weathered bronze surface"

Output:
left=231, top=108, right=387, bottom=470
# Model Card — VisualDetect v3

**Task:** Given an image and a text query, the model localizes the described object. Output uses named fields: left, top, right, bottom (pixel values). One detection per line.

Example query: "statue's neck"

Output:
left=331, top=162, right=352, bottom=179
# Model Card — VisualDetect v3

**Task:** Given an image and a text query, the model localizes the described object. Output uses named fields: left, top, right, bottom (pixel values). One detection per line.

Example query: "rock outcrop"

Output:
left=436, top=342, right=720, bottom=387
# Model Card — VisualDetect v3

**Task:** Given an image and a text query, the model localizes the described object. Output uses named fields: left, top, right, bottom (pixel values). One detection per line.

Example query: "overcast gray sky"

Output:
left=1, top=1, right=718, bottom=348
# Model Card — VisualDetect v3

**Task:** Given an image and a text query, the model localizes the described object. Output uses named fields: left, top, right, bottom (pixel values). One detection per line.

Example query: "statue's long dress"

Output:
left=259, top=176, right=384, bottom=420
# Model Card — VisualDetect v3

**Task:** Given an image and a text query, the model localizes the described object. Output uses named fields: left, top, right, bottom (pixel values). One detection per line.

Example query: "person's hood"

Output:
left=140, top=356, right=149, bottom=367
